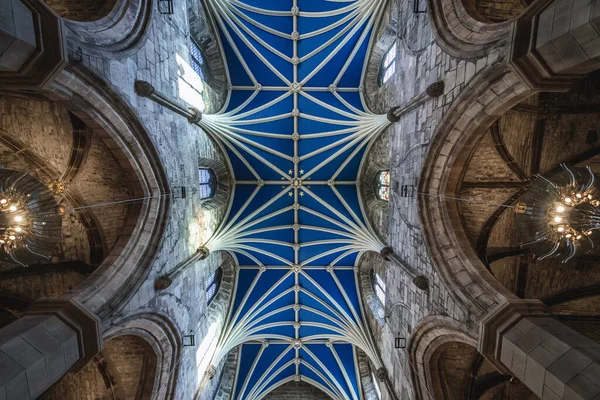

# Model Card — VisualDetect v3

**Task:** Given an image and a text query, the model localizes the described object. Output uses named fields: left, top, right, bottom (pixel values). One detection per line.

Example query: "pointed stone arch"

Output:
left=407, top=316, right=479, bottom=400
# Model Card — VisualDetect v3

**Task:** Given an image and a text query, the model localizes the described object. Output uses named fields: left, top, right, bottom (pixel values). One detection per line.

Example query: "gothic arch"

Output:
left=197, top=156, right=232, bottom=212
left=44, top=0, right=117, bottom=21
left=407, top=316, right=478, bottom=400
left=63, top=0, right=153, bottom=58
left=427, top=0, right=512, bottom=59
left=43, top=66, right=171, bottom=320
left=187, top=0, right=229, bottom=114
left=363, top=0, right=398, bottom=114
left=104, top=311, right=181, bottom=399
left=418, top=63, right=533, bottom=320
left=358, top=254, right=386, bottom=327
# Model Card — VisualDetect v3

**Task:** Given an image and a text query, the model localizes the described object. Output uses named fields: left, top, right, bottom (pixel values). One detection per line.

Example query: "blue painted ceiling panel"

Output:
left=200, top=0, right=389, bottom=397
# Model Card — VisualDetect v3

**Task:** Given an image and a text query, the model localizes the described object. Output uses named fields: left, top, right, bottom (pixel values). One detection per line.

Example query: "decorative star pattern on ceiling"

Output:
left=198, top=0, right=391, bottom=398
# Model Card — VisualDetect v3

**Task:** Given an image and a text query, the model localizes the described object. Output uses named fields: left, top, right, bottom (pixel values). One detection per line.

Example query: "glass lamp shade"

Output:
left=515, top=164, right=600, bottom=263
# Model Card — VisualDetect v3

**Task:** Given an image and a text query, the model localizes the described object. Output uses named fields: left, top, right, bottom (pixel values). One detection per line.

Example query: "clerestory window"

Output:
left=206, top=267, right=223, bottom=305
left=371, top=270, right=386, bottom=307
left=375, top=170, right=390, bottom=201
left=199, top=168, right=216, bottom=200
left=190, top=39, right=206, bottom=80
left=379, top=43, right=396, bottom=85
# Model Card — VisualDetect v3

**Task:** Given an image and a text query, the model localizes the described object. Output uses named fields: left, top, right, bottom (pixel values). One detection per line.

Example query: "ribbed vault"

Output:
left=198, top=1, right=391, bottom=399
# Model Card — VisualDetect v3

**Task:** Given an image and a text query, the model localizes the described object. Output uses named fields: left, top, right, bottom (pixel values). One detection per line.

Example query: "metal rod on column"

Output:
left=380, top=246, right=429, bottom=290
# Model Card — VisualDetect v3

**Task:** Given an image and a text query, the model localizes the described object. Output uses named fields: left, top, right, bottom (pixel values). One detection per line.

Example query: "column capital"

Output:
left=386, top=108, right=401, bottom=123
left=379, top=246, right=394, bottom=261
left=425, top=81, right=444, bottom=98
left=27, top=297, right=102, bottom=371
left=478, top=298, right=549, bottom=373
left=134, top=80, right=156, bottom=97
left=197, top=245, right=210, bottom=259
left=154, top=275, right=173, bottom=290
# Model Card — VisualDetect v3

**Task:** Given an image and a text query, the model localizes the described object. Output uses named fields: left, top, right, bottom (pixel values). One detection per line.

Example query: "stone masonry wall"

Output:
left=104, top=335, right=155, bottom=399
left=58, top=0, right=231, bottom=396
left=43, top=0, right=117, bottom=22
left=359, top=0, right=508, bottom=397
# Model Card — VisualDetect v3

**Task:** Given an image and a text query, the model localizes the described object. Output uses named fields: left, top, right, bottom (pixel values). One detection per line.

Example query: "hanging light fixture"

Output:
left=515, top=164, right=600, bottom=263
left=0, top=169, right=63, bottom=266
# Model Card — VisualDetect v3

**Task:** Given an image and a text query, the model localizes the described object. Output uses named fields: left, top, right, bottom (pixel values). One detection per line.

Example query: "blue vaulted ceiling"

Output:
left=198, top=0, right=391, bottom=398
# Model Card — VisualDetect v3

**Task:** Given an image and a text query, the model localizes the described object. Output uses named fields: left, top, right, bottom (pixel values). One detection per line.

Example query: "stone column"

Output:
left=380, top=247, right=428, bottom=290
left=155, top=245, right=210, bottom=290
left=387, top=81, right=445, bottom=123
left=479, top=299, right=600, bottom=399
left=510, top=0, right=600, bottom=91
left=0, top=298, right=102, bottom=399
left=0, top=0, right=67, bottom=90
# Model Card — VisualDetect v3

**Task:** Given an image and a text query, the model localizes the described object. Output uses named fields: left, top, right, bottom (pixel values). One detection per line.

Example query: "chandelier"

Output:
left=515, top=164, right=599, bottom=263
left=0, top=169, right=63, bottom=266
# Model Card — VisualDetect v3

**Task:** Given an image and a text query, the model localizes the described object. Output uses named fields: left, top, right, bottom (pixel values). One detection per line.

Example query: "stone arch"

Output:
left=44, top=0, right=117, bottom=21
left=103, top=311, right=182, bottom=399
left=63, top=0, right=153, bottom=58
left=418, top=63, right=534, bottom=320
left=40, top=66, right=171, bottom=320
left=427, top=0, right=513, bottom=59
left=194, top=253, right=236, bottom=399
left=197, top=156, right=232, bottom=212
left=363, top=5, right=398, bottom=114
left=356, top=349, right=380, bottom=400
left=358, top=254, right=386, bottom=327
left=187, top=0, right=229, bottom=113
left=407, top=316, right=478, bottom=400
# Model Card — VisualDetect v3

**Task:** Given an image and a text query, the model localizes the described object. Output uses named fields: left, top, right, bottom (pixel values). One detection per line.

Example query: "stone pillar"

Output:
left=0, top=298, right=102, bottom=399
left=0, top=0, right=67, bottom=90
left=510, top=0, right=600, bottom=91
left=479, top=299, right=600, bottom=399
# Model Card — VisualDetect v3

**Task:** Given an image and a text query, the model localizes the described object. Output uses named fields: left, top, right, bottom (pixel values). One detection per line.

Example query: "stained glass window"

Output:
left=190, top=40, right=205, bottom=80
left=375, top=170, right=390, bottom=201
left=206, top=267, right=222, bottom=305
left=372, top=270, right=386, bottom=306
left=199, top=168, right=216, bottom=200
left=379, top=43, right=396, bottom=85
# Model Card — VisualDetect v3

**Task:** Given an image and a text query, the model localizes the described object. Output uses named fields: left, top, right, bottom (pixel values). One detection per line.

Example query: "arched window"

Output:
left=378, top=43, right=396, bottom=85
left=199, top=168, right=216, bottom=200
left=371, top=370, right=382, bottom=399
left=375, top=170, right=390, bottom=201
left=189, top=39, right=205, bottom=80
left=371, top=270, right=386, bottom=306
left=206, top=267, right=222, bottom=305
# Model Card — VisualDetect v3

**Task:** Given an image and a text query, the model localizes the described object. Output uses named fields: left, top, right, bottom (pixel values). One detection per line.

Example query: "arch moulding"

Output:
left=104, top=310, right=182, bottom=399
left=42, top=65, right=171, bottom=320
left=407, top=315, right=478, bottom=400
left=427, top=0, right=512, bottom=59
left=418, top=63, right=534, bottom=320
